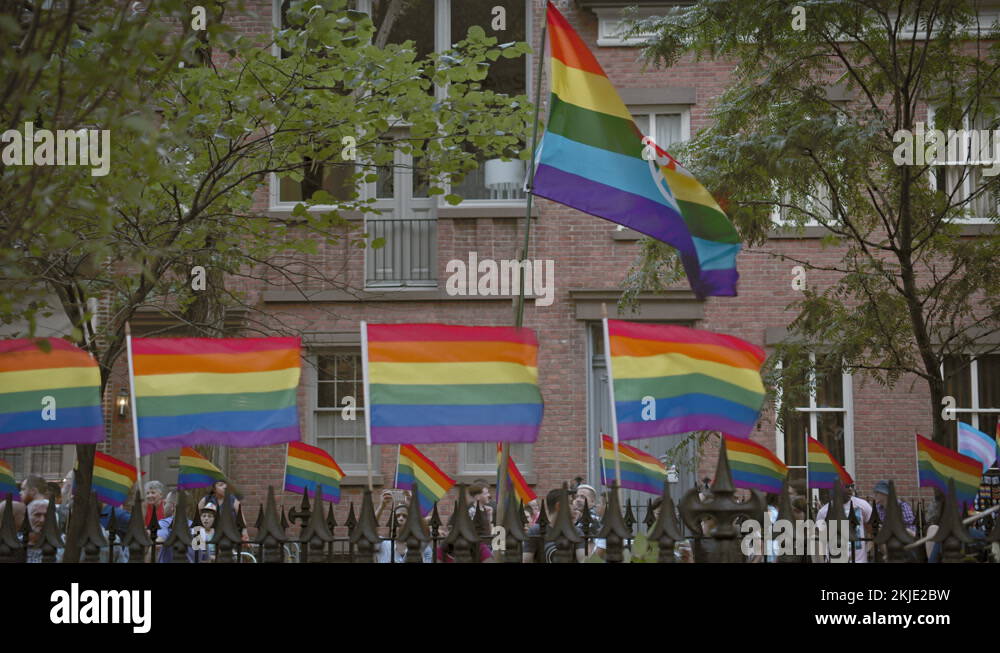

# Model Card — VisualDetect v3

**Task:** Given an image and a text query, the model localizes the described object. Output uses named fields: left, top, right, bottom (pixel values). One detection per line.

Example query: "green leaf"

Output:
left=444, top=194, right=464, bottom=205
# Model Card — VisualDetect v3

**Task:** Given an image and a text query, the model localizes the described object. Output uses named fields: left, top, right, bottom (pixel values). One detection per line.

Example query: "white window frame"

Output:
left=941, top=354, right=1000, bottom=432
left=774, top=354, right=856, bottom=478
left=459, top=442, right=533, bottom=477
left=269, top=0, right=531, bottom=211
left=592, top=5, right=689, bottom=47
left=306, top=350, right=376, bottom=475
left=927, top=106, right=996, bottom=225
left=629, top=104, right=691, bottom=150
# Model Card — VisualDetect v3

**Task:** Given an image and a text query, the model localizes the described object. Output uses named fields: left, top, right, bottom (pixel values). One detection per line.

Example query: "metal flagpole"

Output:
left=601, top=311, right=623, bottom=498
left=125, top=322, right=143, bottom=489
left=360, top=321, right=374, bottom=491
left=499, top=8, right=548, bottom=526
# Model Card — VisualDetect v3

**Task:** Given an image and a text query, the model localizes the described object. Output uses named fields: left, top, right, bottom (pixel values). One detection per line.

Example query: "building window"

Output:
left=630, top=106, right=689, bottom=154
left=310, top=351, right=374, bottom=473
left=927, top=106, right=997, bottom=224
left=4, top=445, right=73, bottom=482
left=943, top=354, right=1000, bottom=437
left=271, top=0, right=530, bottom=207
left=592, top=5, right=684, bottom=47
left=776, top=354, right=855, bottom=486
left=460, top=442, right=532, bottom=477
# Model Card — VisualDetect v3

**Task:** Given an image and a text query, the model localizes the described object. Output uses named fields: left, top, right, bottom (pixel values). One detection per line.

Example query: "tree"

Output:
left=624, top=0, right=1000, bottom=447
left=4, top=0, right=531, bottom=560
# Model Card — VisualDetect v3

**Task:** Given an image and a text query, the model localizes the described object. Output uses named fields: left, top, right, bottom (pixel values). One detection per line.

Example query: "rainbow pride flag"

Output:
left=130, top=337, right=301, bottom=455
left=605, top=320, right=765, bottom=439
left=496, top=443, right=536, bottom=504
left=807, top=437, right=853, bottom=489
left=0, top=338, right=104, bottom=448
left=0, top=458, right=17, bottom=499
left=395, top=444, right=455, bottom=515
left=177, top=447, right=226, bottom=490
left=365, top=323, right=543, bottom=444
left=599, top=434, right=667, bottom=495
left=916, top=434, right=980, bottom=506
left=284, top=441, right=344, bottom=504
left=724, top=434, right=788, bottom=494
left=531, top=2, right=741, bottom=297
left=92, top=452, right=137, bottom=507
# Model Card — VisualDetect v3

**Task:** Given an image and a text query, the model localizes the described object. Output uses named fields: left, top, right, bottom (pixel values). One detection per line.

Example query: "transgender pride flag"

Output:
left=958, top=422, right=997, bottom=473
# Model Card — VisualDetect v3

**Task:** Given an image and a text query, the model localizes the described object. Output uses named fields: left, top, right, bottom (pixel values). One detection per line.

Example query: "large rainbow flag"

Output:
left=807, top=437, right=853, bottom=489
left=284, top=441, right=344, bottom=504
left=0, top=338, right=104, bottom=448
left=92, top=452, right=138, bottom=507
left=600, top=434, right=667, bottom=495
left=395, top=444, right=455, bottom=515
left=531, top=1, right=741, bottom=297
left=496, top=443, right=537, bottom=504
left=365, top=323, right=543, bottom=444
left=130, top=337, right=301, bottom=455
left=605, top=320, right=765, bottom=439
left=0, top=458, right=17, bottom=498
left=177, top=446, right=226, bottom=490
left=916, top=434, right=980, bottom=506
left=724, top=434, right=788, bottom=494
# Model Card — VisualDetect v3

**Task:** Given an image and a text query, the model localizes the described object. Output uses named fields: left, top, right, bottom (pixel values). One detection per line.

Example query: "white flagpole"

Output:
left=360, top=320, right=374, bottom=492
left=601, top=311, right=622, bottom=496
left=125, top=322, right=142, bottom=491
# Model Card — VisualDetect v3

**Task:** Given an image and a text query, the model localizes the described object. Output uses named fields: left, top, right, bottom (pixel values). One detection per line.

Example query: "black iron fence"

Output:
left=2, top=443, right=998, bottom=563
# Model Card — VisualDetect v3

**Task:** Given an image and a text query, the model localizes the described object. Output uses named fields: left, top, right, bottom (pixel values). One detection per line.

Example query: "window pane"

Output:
left=376, top=0, right=435, bottom=58
left=654, top=113, right=682, bottom=151
left=816, top=412, right=846, bottom=467
left=279, top=160, right=356, bottom=203
left=782, top=409, right=808, bottom=467
left=452, top=0, right=526, bottom=96
left=375, top=164, right=394, bottom=199
left=814, top=357, right=843, bottom=408
left=977, top=355, right=1000, bottom=410
left=632, top=114, right=650, bottom=136
left=944, top=355, right=972, bottom=408
left=365, top=218, right=437, bottom=287
left=318, top=382, right=338, bottom=408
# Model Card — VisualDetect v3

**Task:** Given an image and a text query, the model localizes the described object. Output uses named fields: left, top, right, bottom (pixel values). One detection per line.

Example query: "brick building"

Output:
left=6, top=0, right=998, bottom=525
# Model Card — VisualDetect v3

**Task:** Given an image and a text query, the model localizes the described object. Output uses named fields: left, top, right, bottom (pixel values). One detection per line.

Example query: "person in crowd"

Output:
left=55, top=469, right=74, bottom=533
left=872, top=480, right=916, bottom=535
left=156, top=491, right=191, bottom=562
left=522, top=489, right=587, bottom=563
left=20, top=474, right=49, bottom=505
left=816, top=486, right=872, bottom=562
left=467, top=483, right=494, bottom=528
left=190, top=504, right=218, bottom=563
left=525, top=498, right=540, bottom=525
left=144, top=480, right=167, bottom=524
left=572, top=483, right=604, bottom=558
left=23, top=499, right=63, bottom=563
left=375, top=489, right=401, bottom=528
left=376, top=505, right=432, bottom=563
left=198, top=479, right=248, bottom=541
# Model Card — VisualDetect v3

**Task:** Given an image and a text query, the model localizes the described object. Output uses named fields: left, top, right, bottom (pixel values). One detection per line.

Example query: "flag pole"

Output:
left=125, top=322, right=143, bottom=492
left=360, top=321, right=374, bottom=492
left=601, top=308, right=622, bottom=502
left=500, top=6, right=549, bottom=526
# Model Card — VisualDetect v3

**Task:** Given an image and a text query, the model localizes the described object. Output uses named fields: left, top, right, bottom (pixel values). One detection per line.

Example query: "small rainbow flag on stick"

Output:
left=129, top=337, right=301, bottom=455
left=395, top=444, right=455, bottom=515
left=532, top=2, right=741, bottom=297
left=600, top=434, right=667, bottom=495
left=92, top=453, right=138, bottom=507
left=0, top=338, right=104, bottom=449
left=364, top=323, right=543, bottom=444
left=916, top=434, right=980, bottom=506
left=604, top=320, right=765, bottom=439
left=724, top=434, right=788, bottom=494
left=496, top=443, right=536, bottom=504
left=177, top=447, right=226, bottom=490
left=807, top=437, right=853, bottom=489
left=284, top=441, right=344, bottom=504
left=0, top=458, right=17, bottom=499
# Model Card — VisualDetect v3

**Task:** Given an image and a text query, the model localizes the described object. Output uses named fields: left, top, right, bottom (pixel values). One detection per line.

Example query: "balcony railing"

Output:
left=365, top=217, right=437, bottom=288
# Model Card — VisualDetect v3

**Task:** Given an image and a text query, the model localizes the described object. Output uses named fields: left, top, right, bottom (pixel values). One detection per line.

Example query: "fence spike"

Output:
left=164, top=490, right=192, bottom=563
left=397, top=488, right=430, bottom=563
left=932, top=479, right=974, bottom=563
left=121, top=489, right=151, bottom=563
left=648, top=481, right=682, bottom=563
left=79, top=493, right=108, bottom=563
left=873, top=481, right=914, bottom=562
left=300, top=487, right=334, bottom=563
left=211, top=488, right=243, bottom=563
left=349, top=490, right=380, bottom=563
left=253, top=486, right=288, bottom=563
left=0, top=493, right=23, bottom=562
left=774, top=476, right=801, bottom=563
left=597, top=482, right=630, bottom=563
left=444, top=484, right=479, bottom=563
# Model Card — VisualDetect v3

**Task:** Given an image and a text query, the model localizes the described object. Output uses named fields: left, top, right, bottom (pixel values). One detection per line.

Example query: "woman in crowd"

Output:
left=376, top=505, right=432, bottom=563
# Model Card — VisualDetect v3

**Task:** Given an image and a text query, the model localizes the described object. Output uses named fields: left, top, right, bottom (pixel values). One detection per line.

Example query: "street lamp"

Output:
left=117, top=388, right=130, bottom=420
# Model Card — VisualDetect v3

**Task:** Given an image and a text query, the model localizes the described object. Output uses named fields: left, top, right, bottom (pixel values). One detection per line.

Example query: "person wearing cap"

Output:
left=873, top=480, right=915, bottom=536
left=572, top=483, right=605, bottom=558
left=189, top=503, right=218, bottom=563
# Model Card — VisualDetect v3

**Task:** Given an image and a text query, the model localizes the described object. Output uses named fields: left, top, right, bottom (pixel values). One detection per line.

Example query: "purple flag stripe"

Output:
left=137, top=426, right=299, bottom=456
